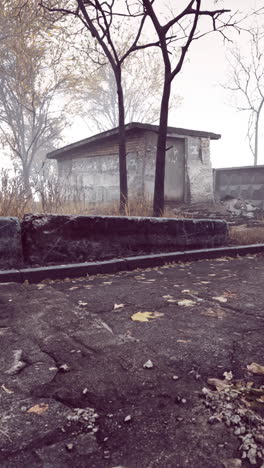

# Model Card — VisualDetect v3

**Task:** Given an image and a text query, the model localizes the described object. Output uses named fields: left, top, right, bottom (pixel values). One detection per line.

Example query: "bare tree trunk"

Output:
left=153, top=77, right=171, bottom=217
left=254, top=97, right=264, bottom=166
left=116, top=69, right=128, bottom=214
left=254, top=113, right=259, bottom=166
left=21, top=163, right=32, bottom=198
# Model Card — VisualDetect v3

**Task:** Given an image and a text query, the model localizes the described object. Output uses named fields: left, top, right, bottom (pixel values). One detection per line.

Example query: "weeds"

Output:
left=229, top=225, right=264, bottom=245
left=0, top=169, right=183, bottom=219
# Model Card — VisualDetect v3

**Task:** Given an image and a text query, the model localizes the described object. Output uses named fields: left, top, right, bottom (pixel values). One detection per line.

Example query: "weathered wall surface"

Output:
left=57, top=130, right=215, bottom=206
left=144, top=132, right=186, bottom=202
left=58, top=133, right=146, bottom=203
left=22, top=214, right=228, bottom=266
left=0, top=217, right=23, bottom=269
left=144, top=132, right=214, bottom=204
left=186, top=137, right=214, bottom=203
left=214, top=166, right=264, bottom=207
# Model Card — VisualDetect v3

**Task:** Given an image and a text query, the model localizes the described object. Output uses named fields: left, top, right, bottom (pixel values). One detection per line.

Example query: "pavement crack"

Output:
left=196, top=293, right=264, bottom=320
left=36, top=344, right=60, bottom=366
left=71, top=335, right=101, bottom=355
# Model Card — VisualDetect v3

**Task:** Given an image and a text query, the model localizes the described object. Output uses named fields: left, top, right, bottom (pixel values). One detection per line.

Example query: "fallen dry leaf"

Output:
left=167, top=299, right=178, bottom=303
left=78, top=301, right=88, bottom=306
left=177, top=299, right=196, bottom=307
left=114, top=303, right=124, bottom=310
left=222, top=458, right=242, bottom=468
left=103, top=282, right=112, bottom=285
left=207, top=378, right=230, bottom=392
left=177, top=339, right=190, bottom=343
left=36, top=284, right=46, bottom=290
left=69, top=286, right=79, bottom=290
left=1, top=384, right=13, bottom=394
left=223, top=371, right=233, bottom=381
left=213, top=296, right=227, bottom=303
left=247, top=362, right=264, bottom=375
left=201, top=308, right=226, bottom=319
left=27, top=403, right=49, bottom=415
left=256, top=395, right=264, bottom=403
left=131, top=311, right=164, bottom=322
left=162, top=295, right=173, bottom=299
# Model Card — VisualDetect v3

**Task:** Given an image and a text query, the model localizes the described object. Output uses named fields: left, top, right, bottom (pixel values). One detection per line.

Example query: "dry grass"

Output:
left=0, top=170, right=188, bottom=219
left=229, top=225, right=264, bottom=245
left=0, top=170, right=35, bottom=218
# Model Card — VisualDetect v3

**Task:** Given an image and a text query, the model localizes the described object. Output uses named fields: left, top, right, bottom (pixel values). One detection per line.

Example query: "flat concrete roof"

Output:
left=214, top=165, right=264, bottom=171
left=47, top=121, right=221, bottom=160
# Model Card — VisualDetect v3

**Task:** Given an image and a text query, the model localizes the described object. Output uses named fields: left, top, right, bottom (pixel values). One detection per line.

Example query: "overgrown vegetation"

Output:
left=229, top=224, right=264, bottom=245
left=0, top=169, right=179, bottom=219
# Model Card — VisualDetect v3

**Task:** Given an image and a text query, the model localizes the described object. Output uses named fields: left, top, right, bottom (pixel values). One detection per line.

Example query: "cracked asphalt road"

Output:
left=1, top=254, right=264, bottom=467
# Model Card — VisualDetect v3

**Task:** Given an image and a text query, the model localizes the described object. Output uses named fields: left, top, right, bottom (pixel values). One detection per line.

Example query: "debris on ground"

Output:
left=172, top=198, right=263, bottom=225
left=143, top=359, right=154, bottom=369
left=202, top=368, right=264, bottom=466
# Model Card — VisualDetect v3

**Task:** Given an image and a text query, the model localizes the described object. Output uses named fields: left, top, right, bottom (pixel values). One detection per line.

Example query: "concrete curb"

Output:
left=0, top=243, right=263, bottom=284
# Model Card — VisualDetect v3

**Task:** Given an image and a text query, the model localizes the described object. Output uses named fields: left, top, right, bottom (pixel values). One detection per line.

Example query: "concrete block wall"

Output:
left=58, top=133, right=146, bottom=203
left=214, top=166, right=264, bottom=207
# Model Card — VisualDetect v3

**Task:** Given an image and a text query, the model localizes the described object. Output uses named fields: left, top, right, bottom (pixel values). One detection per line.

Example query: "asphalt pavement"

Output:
left=1, top=253, right=264, bottom=467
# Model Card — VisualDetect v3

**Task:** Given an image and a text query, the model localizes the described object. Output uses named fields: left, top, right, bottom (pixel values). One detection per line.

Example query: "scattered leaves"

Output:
left=201, top=308, right=225, bottom=319
left=223, top=371, right=233, bottom=381
left=177, top=299, right=196, bottom=307
left=114, top=303, right=124, bottom=310
left=27, top=403, right=49, bottom=415
left=1, top=384, right=13, bottom=394
left=131, top=311, right=164, bottom=322
left=207, top=378, right=230, bottom=392
left=247, top=362, right=264, bottom=375
left=213, top=296, right=227, bottom=303
left=256, top=395, right=264, bottom=403
left=222, top=458, right=242, bottom=468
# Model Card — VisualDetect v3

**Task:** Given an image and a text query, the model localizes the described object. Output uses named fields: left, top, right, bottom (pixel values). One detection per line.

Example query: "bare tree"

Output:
left=224, top=26, right=264, bottom=166
left=0, top=0, right=77, bottom=194
left=41, top=1, right=244, bottom=216
left=134, top=1, right=242, bottom=216
left=81, top=47, right=181, bottom=132
left=40, top=0, right=150, bottom=214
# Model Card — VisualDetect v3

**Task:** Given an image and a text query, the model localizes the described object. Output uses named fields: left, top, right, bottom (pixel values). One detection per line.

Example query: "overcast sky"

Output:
left=3, top=1, right=261, bottom=172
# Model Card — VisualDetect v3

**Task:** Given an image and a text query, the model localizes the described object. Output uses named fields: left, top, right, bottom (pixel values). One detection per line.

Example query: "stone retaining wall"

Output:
left=21, top=214, right=228, bottom=266
left=0, top=214, right=228, bottom=269
left=0, top=217, right=23, bottom=269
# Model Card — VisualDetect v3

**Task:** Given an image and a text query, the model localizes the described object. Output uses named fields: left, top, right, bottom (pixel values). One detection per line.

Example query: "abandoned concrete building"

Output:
left=48, top=122, right=221, bottom=205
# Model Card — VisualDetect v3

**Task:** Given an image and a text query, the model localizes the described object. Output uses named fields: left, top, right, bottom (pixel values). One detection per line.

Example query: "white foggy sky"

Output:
left=2, top=0, right=262, bottom=171
left=67, top=0, right=264, bottom=169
